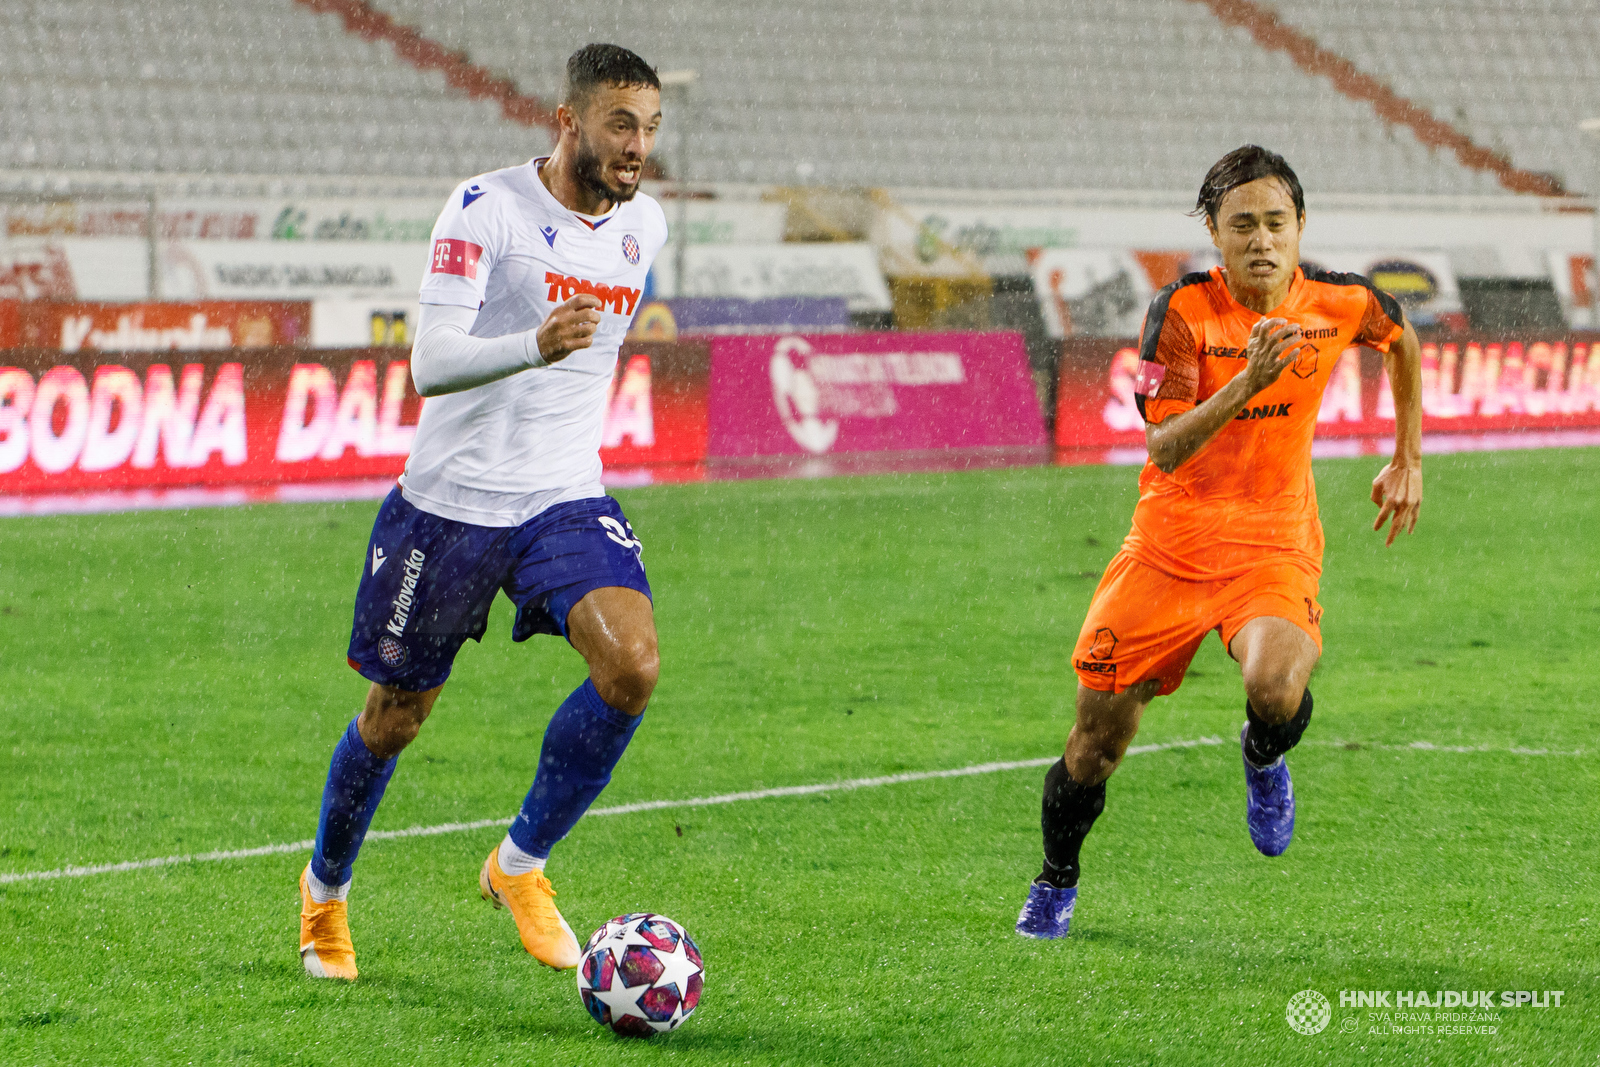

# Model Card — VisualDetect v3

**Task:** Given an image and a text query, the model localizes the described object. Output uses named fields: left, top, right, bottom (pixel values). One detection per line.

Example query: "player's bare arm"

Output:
left=1371, top=316, right=1423, bottom=546
left=1145, top=318, right=1305, bottom=473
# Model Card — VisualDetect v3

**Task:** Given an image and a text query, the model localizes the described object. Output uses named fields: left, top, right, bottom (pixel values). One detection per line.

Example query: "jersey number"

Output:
left=599, top=516, right=642, bottom=555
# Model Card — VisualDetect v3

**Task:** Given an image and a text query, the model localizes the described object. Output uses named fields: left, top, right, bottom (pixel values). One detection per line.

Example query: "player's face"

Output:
left=1207, top=177, right=1303, bottom=300
left=573, top=84, right=661, bottom=204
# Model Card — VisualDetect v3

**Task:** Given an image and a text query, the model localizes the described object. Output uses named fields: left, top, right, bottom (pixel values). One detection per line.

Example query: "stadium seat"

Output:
left=1268, top=0, right=1600, bottom=194
left=2, top=0, right=1587, bottom=194
left=372, top=0, right=1508, bottom=194
left=0, top=0, right=541, bottom=178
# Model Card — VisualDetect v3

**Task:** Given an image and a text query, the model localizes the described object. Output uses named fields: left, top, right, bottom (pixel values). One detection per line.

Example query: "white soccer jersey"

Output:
left=400, top=157, right=668, bottom=526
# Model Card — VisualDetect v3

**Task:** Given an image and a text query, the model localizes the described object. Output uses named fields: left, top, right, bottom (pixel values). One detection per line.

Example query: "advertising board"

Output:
left=5, top=301, right=311, bottom=351
left=627, top=297, right=851, bottom=340
left=0, top=238, right=150, bottom=301
left=708, top=331, right=1045, bottom=458
left=160, top=241, right=428, bottom=301
left=1055, top=336, right=1600, bottom=449
left=2, top=196, right=786, bottom=245
left=0, top=349, right=420, bottom=494
left=1029, top=250, right=1466, bottom=339
left=0, top=340, right=712, bottom=497
left=648, top=243, right=892, bottom=312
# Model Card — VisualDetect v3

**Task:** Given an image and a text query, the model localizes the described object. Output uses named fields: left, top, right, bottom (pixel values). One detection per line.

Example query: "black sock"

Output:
left=1036, top=758, right=1105, bottom=889
left=1243, top=689, right=1313, bottom=767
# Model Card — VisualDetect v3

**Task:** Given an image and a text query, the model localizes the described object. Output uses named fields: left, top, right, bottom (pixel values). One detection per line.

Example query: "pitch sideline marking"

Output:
left=0, top=737, right=1221, bottom=885
left=1311, top=739, right=1588, bottom=757
left=1, top=734, right=1586, bottom=886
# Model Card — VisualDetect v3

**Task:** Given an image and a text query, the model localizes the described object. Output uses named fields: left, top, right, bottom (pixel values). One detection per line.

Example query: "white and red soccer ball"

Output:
left=577, top=913, right=703, bottom=1036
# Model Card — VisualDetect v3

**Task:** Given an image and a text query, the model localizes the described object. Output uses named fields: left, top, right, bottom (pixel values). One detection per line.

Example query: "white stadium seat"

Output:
left=0, top=0, right=1591, bottom=194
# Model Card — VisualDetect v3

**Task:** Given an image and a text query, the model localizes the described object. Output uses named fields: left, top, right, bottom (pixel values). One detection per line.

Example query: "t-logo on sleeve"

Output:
left=430, top=238, right=482, bottom=279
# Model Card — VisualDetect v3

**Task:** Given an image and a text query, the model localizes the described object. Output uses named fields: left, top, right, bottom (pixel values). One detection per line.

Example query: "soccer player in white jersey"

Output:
left=298, top=44, right=670, bottom=980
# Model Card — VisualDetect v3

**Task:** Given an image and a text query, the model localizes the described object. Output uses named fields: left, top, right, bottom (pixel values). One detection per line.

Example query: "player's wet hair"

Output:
left=563, top=43, right=660, bottom=110
left=1192, top=145, right=1305, bottom=226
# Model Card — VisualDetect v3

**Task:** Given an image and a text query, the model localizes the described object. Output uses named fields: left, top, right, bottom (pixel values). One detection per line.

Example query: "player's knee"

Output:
left=1243, top=672, right=1302, bottom=724
left=1065, top=736, right=1126, bottom=786
left=1065, top=724, right=1134, bottom=786
left=360, top=687, right=432, bottom=758
left=593, top=639, right=658, bottom=715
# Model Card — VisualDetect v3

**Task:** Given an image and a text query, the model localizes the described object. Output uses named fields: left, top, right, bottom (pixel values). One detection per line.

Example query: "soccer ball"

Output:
left=577, top=913, right=704, bottom=1036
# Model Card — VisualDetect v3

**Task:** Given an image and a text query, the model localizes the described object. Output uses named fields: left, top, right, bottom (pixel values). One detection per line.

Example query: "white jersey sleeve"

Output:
left=410, top=303, right=544, bottom=397
left=418, top=179, right=501, bottom=310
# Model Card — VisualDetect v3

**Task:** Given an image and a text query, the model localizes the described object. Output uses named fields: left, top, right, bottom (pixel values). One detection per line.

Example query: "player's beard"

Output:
left=574, top=135, right=640, bottom=205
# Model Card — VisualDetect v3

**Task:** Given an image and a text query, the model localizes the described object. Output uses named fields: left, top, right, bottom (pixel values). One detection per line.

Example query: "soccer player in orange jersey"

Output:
left=1016, top=146, right=1424, bottom=938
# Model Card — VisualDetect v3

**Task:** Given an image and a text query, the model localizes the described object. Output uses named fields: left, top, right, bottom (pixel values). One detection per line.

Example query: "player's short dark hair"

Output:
left=1192, top=145, right=1305, bottom=226
left=563, top=43, right=660, bottom=109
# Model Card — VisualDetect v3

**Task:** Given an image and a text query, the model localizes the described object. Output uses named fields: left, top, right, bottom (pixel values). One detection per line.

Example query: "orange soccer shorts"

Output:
left=1071, top=550, right=1324, bottom=696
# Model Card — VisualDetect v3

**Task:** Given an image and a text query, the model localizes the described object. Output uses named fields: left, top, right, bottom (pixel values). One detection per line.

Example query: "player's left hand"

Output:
left=1370, top=460, right=1422, bottom=547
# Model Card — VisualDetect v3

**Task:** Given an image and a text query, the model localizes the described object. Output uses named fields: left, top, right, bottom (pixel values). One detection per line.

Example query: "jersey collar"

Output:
left=1213, top=265, right=1304, bottom=319
left=529, top=156, right=622, bottom=230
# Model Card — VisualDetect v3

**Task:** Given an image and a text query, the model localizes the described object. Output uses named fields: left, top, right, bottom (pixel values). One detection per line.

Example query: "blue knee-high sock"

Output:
left=508, top=680, right=642, bottom=859
left=309, top=718, right=398, bottom=887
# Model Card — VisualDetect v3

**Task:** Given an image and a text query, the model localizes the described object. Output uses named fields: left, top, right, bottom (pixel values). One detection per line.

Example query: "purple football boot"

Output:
left=1241, top=724, right=1295, bottom=856
left=1015, top=882, right=1077, bottom=939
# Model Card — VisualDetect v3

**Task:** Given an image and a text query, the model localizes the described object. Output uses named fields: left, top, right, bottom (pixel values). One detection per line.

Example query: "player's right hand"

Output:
left=536, top=295, right=603, bottom=363
left=1240, top=317, right=1305, bottom=395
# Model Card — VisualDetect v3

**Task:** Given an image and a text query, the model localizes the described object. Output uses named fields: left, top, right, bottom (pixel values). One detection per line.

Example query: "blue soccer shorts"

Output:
left=346, top=487, right=651, bottom=692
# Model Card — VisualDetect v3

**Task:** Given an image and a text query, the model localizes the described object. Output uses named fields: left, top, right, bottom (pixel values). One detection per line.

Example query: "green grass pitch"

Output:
left=2, top=449, right=1597, bottom=1065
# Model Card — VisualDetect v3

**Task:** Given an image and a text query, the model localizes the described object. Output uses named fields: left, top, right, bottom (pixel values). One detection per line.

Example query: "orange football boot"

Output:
left=299, top=866, right=358, bottom=980
left=479, top=848, right=582, bottom=969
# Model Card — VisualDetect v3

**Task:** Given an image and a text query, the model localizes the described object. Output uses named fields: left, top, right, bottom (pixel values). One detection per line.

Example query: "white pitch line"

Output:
left=0, top=736, right=1226, bottom=887
left=1310, top=739, right=1589, bottom=757
left=2, top=733, right=1585, bottom=887
left=586, top=736, right=1226, bottom=817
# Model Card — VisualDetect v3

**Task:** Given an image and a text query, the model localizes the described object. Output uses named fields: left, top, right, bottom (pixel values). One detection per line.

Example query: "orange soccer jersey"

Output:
left=1072, top=266, right=1403, bottom=695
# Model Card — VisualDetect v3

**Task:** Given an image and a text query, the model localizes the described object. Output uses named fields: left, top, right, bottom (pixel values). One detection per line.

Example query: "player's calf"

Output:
left=299, top=696, right=430, bottom=979
left=1016, top=759, right=1104, bottom=938
left=1063, top=679, right=1158, bottom=785
left=1038, top=758, right=1106, bottom=888
left=1243, top=689, right=1313, bottom=766
left=1016, top=680, right=1156, bottom=938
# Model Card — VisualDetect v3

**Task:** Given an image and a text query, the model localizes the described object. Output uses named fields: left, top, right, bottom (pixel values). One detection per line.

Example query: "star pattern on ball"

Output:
left=577, top=914, right=705, bottom=1036
left=584, top=949, right=657, bottom=1027
left=654, top=937, right=702, bottom=1001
